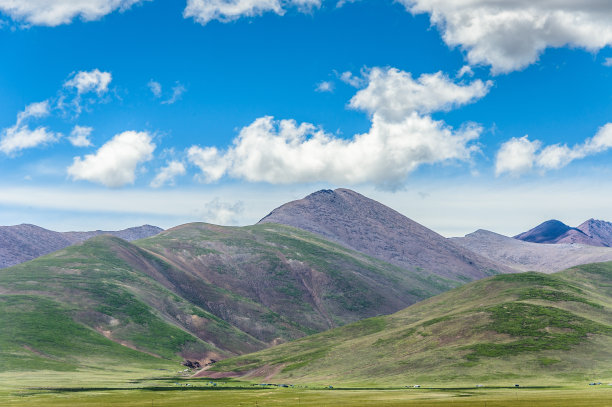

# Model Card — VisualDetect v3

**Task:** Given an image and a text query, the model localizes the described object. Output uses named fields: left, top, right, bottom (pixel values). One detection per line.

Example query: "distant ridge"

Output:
left=515, top=218, right=612, bottom=247
left=259, top=188, right=511, bottom=281
left=453, top=229, right=612, bottom=273
left=0, top=224, right=163, bottom=268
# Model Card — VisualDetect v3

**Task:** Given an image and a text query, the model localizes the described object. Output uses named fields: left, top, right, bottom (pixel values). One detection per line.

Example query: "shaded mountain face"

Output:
left=0, top=222, right=459, bottom=373
left=259, top=188, right=511, bottom=281
left=452, top=229, right=612, bottom=273
left=515, top=219, right=612, bottom=247
left=209, top=263, right=612, bottom=386
left=0, top=224, right=163, bottom=268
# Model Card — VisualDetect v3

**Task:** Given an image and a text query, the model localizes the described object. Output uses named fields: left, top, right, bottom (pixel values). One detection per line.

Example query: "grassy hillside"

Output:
left=1, top=222, right=458, bottom=373
left=0, top=236, right=264, bottom=372
left=137, top=223, right=458, bottom=342
left=209, top=263, right=612, bottom=386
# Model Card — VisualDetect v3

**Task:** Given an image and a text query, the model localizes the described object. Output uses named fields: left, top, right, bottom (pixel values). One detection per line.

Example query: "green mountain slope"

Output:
left=0, top=236, right=264, bottom=372
left=1, top=222, right=460, bottom=373
left=137, top=222, right=459, bottom=341
left=208, top=262, right=612, bottom=386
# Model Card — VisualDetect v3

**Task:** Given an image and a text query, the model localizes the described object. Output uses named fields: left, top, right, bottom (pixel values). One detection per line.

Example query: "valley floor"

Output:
left=1, top=372, right=611, bottom=407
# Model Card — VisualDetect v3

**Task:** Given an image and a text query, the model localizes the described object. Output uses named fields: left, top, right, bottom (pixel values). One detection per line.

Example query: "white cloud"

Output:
left=150, top=160, right=186, bottom=188
left=148, top=80, right=162, bottom=98
left=496, top=124, right=612, bottom=176
left=17, top=100, right=51, bottom=123
left=495, top=136, right=541, bottom=176
left=199, top=198, right=244, bottom=225
left=403, top=1, right=612, bottom=73
left=339, top=71, right=365, bottom=88
left=187, top=146, right=230, bottom=182
left=186, top=67, right=486, bottom=189
left=68, top=125, right=93, bottom=147
left=457, top=65, right=474, bottom=78
left=187, top=115, right=480, bottom=189
left=0, top=126, right=61, bottom=155
left=0, top=0, right=148, bottom=26
left=0, top=101, right=61, bottom=155
left=64, top=69, right=112, bottom=95
left=604, top=58, right=612, bottom=67
left=349, top=67, right=492, bottom=120
left=315, top=81, right=334, bottom=93
left=184, top=0, right=321, bottom=25
left=161, top=82, right=186, bottom=105
left=67, top=130, right=155, bottom=187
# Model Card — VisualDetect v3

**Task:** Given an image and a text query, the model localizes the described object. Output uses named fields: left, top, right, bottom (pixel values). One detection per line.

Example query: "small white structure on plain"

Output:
left=413, top=385, right=421, bottom=388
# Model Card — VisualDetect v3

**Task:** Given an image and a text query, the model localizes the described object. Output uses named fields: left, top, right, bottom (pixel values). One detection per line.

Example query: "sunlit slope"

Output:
left=137, top=222, right=458, bottom=342
left=209, top=263, right=612, bottom=385
left=0, top=236, right=264, bottom=372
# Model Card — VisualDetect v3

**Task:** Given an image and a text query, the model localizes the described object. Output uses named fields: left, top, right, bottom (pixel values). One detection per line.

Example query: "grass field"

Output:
left=2, top=380, right=611, bottom=406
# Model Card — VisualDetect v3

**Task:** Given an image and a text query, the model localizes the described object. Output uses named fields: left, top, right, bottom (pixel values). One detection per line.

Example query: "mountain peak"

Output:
left=259, top=189, right=510, bottom=281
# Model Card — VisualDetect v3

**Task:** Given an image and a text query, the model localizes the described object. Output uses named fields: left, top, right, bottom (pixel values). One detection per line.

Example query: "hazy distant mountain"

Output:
left=259, top=188, right=511, bottom=281
left=452, top=229, right=612, bottom=273
left=0, top=224, right=163, bottom=268
left=576, top=218, right=612, bottom=247
left=515, top=218, right=612, bottom=247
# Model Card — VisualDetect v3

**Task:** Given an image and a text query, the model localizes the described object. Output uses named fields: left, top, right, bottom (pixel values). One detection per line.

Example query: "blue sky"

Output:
left=2, top=0, right=612, bottom=236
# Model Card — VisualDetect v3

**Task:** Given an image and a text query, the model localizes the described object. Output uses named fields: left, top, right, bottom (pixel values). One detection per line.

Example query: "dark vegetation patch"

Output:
left=518, top=288, right=602, bottom=308
left=466, top=303, right=612, bottom=360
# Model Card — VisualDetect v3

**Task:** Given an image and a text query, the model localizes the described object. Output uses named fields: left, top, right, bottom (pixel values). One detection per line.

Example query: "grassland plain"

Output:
left=209, top=263, right=612, bottom=386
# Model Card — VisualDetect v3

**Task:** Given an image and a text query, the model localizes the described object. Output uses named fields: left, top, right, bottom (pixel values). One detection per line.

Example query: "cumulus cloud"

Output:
left=64, top=69, right=112, bottom=95
left=0, top=101, right=61, bottom=155
left=187, top=146, right=230, bottom=183
left=184, top=0, right=321, bottom=25
left=402, top=1, right=612, bottom=73
left=0, top=0, right=148, bottom=26
left=495, top=136, right=541, bottom=176
left=496, top=124, right=612, bottom=176
left=68, top=125, right=93, bottom=147
left=67, top=130, right=155, bottom=187
left=315, top=81, right=334, bottom=93
left=186, top=67, right=486, bottom=189
left=349, top=68, right=492, bottom=120
left=150, top=160, right=186, bottom=188
left=61, top=69, right=112, bottom=116
left=603, top=58, right=612, bottom=67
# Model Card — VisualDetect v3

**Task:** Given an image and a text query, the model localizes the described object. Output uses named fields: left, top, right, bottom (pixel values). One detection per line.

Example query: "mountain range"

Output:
left=515, top=218, right=612, bottom=247
left=1, top=188, right=612, bottom=386
left=0, top=224, right=163, bottom=269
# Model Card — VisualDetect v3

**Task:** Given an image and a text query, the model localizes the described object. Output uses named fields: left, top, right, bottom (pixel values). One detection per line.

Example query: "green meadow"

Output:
left=1, top=372, right=611, bottom=407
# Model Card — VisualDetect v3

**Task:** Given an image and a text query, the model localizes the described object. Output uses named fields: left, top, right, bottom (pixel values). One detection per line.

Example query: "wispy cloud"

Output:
left=161, top=82, right=186, bottom=105
left=315, top=81, right=334, bottom=93
left=0, top=101, right=61, bottom=155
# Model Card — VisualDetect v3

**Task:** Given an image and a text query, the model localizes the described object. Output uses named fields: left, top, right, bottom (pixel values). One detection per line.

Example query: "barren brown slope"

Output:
left=258, top=189, right=511, bottom=281
left=452, top=229, right=612, bottom=273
